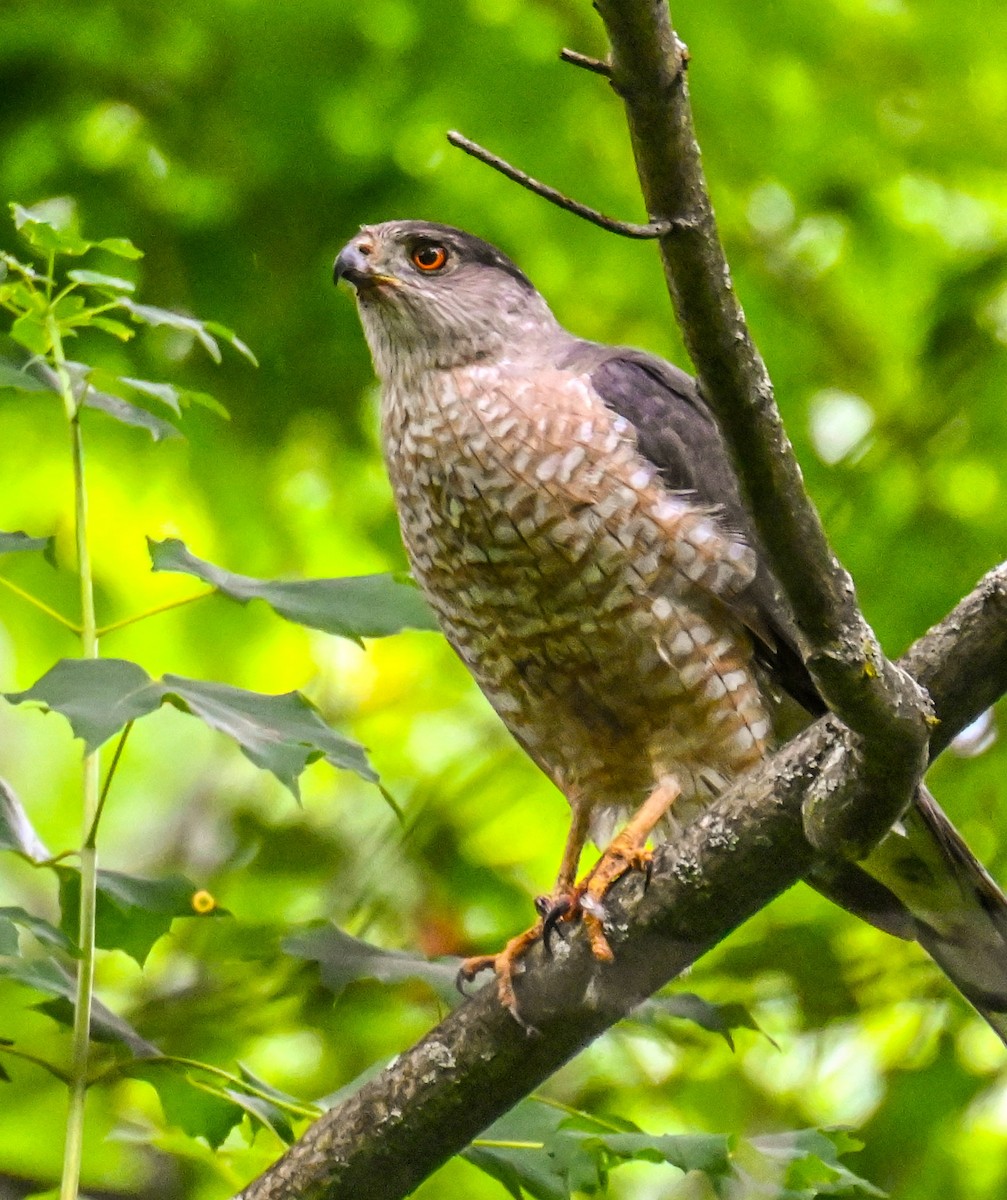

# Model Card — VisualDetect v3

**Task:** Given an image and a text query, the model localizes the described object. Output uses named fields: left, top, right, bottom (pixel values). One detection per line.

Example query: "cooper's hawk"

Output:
left=335, top=219, right=1007, bottom=1040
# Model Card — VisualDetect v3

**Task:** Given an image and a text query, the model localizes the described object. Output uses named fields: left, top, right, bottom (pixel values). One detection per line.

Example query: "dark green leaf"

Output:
left=4, top=658, right=377, bottom=791
left=82, top=387, right=183, bottom=442
left=4, top=658, right=164, bottom=751
left=225, top=1088, right=296, bottom=1144
left=0, top=957, right=157, bottom=1055
left=633, top=992, right=772, bottom=1051
left=66, top=268, right=135, bottom=293
left=58, top=867, right=208, bottom=965
left=0, top=779, right=50, bottom=863
left=118, top=376, right=181, bottom=414
left=0, top=906, right=79, bottom=956
left=283, top=924, right=460, bottom=1004
left=162, top=674, right=377, bottom=791
left=0, top=530, right=55, bottom=564
left=148, top=537, right=438, bottom=641
left=0, top=917, right=19, bottom=957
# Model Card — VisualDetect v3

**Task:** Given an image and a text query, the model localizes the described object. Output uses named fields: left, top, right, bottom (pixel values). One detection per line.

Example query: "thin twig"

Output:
left=446, top=132, right=676, bottom=239
left=559, top=47, right=611, bottom=76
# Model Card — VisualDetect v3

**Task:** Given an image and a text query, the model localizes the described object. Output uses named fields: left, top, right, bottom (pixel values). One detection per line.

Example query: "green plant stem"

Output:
left=49, top=315, right=100, bottom=1200
left=95, top=588, right=215, bottom=637
left=0, top=574, right=79, bottom=632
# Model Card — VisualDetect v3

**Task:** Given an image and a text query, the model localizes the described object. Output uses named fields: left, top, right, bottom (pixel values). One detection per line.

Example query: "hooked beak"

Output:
left=333, top=242, right=398, bottom=291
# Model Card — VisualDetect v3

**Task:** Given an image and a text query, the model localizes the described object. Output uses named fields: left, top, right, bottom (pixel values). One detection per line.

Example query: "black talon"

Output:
left=541, top=897, right=574, bottom=955
left=643, top=857, right=654, bottom=891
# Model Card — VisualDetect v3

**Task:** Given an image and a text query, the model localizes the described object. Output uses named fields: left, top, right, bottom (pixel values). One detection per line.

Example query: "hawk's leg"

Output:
left=457, top=797, right=594, bottom=1018
left=543, top=779, right=681, bottom=960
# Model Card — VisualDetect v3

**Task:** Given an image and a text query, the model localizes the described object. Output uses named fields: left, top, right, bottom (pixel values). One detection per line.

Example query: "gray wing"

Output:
left=561, top=342, right=825, bottom=716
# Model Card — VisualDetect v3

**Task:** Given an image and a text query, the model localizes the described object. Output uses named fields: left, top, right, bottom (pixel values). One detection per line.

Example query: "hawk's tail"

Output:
left=810, top=785, right=1007, bottom=1045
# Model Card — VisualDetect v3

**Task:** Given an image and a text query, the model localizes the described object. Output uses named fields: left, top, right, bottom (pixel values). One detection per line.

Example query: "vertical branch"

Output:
left=49, top=317, right=101, bottom=1200
left=592, top=0, right=930, bottom=853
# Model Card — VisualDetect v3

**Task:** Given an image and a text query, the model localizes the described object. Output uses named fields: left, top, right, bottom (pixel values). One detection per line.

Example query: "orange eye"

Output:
left=411, top=242, right=448, bottom=272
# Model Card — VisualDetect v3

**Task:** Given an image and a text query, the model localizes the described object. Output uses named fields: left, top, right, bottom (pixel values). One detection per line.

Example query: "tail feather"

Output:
left=809, top=785, right=1007, bottom=1045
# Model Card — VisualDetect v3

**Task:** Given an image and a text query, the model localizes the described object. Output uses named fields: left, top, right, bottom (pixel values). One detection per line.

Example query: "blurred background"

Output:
left=0, top=0, right=1006, bottom=1196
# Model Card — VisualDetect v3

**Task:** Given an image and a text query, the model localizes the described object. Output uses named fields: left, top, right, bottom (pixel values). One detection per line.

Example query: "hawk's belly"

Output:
left=382, top=365, right=772, bottom=837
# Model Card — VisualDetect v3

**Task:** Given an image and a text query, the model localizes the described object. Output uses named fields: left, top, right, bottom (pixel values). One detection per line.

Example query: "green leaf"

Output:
left=225, top=1088, right=296, bottom=1145
left=283, top=924, right=461, bottom=1004
left=4, top=658, right=378, bottom=792
left=117, top=298, right=222, bottom=362
left=4, top=658, right=164, bottom=750
left=11, top=198, right=92, bottom=257
left=10, top=311, right=50, bottom=355
left=161, top=675, right=377, bottom=792
left=95, top=236, right=143, bottom=260
left=148, top=537, right=438, bottom=642
left=128, top=1061, right=245, bottom=1148
left=58, top=867, right=210, bottom=965
left=88, top=316, right=135, bottom=341
left=119, top=376, right=182, bottom=415
left=203, top=320, right=259, bottom=367
left=0, top=530, right=56, bottom=565
left=0, top=779, right=50, bottom=863
left=82, top=387, right=183, bottom=442
left=0, top=916, right=19, bottom=957
left=746, top=1130, right=885, bottom=1198
left=66, top=268, right=136, bottom=293
left=0, top=957, right=158, bottom=1054
left=0, top=906, right=79, bottom=956
left=633, top=992, right=772, bottom=1051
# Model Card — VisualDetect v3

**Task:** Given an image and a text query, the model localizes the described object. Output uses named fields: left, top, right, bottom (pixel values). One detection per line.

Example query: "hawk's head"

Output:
left=334, top=220, right=560, bottom=378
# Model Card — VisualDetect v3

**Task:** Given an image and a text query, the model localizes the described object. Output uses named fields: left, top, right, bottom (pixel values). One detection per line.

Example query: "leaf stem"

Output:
left=95, top=588, right=215, bottom=637
left=49, top=312, right=101, bottom=1200
left=0, top=574, right=79, bottom=632
left=84, top=721, right=133, bottom=849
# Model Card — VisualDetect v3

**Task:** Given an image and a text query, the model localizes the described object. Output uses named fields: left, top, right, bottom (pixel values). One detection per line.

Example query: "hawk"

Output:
left=335, top=219, right=1007, bottom=1039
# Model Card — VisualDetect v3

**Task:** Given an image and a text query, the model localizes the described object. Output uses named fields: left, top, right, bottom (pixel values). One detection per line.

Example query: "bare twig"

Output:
left=446, top=131, right=677, bottom=239
left=233, top=566, right=1007, bottom=1200
left=559, top=47, right=611, bottom=76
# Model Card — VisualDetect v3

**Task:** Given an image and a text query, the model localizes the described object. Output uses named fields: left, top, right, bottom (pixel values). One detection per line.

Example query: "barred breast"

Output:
left=381, top=359, right=773, bottom=843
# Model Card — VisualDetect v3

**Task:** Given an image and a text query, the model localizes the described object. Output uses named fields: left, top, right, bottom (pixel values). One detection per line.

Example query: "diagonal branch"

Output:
left=592, top=0, right=931, bottom=856
left=233, top=564, right=1007, bottom=1200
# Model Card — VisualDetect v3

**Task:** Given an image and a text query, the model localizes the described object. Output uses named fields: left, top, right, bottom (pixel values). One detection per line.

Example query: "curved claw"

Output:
left=541, top=896, right=575, bottom=955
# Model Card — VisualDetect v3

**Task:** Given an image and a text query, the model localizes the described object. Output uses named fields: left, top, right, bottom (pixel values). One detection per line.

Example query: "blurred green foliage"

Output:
left=0, top=0, right=1005, bottom=1196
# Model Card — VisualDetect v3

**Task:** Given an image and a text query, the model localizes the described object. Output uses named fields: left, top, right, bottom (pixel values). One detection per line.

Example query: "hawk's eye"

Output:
left=410, top=242, right=448, bottom=272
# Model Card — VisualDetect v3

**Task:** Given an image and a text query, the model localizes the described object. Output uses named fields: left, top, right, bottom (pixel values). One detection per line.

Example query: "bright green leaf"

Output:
left=88, top=316, right=135, bottom=341
left=148, top=537, right=438, bottom=642
left=66, top=268, right=136, bottom=293
left=119, top=376, right=182, bottom=415
left=82, top=387, right=183, bottom=441
left=203, top=320, right=259, bottom=367
left=95, top=236, right=143, bottom=260
left=118, top=298, right=222, bottom=361
left=11, top=198, right=92, bottom=257
left=128, top=1062, right=246, bottom=1148
left=10, top=312, right=50, bottom=356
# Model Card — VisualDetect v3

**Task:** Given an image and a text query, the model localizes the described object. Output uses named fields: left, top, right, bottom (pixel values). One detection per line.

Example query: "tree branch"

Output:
left=592, top=0, right=932, bottom=855
left=233, top=563, right=1007, bottom=1200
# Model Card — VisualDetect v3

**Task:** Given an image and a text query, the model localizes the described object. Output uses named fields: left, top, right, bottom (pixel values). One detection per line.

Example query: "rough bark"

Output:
left=234, top=564, right=1007, bottom=1200
left=594, top=0, right=931, bottom=856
